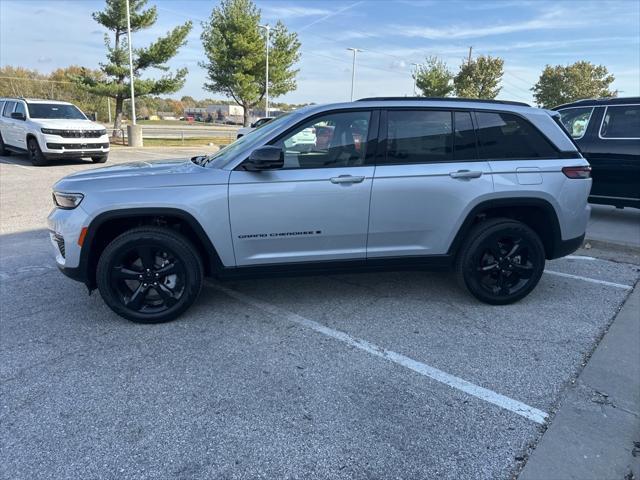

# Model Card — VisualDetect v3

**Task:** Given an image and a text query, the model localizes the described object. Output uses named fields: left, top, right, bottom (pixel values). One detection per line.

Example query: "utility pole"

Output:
left=347, top=48, right=362, bottom=101
left=259, top=24, right=270, bottom=117
left=125, top=0, right=136, bottom=125
left=467, top=46, right=473, bottom=65
left=107, top=97, right=112, bottom=124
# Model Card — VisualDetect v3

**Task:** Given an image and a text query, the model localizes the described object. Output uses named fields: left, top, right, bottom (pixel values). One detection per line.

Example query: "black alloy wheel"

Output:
left=97, top=227, right=203, bottom=323
left=110, top=245, right=185, bottom=313
left=28, top=137, right=47, bottom=166
left=457, top=218, right=545, bottom=305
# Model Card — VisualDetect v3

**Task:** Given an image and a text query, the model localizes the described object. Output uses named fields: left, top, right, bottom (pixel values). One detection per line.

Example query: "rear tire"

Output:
left=455, top=218, right=545, bottom=305
left=96, top=227, right=204, bottom=323
left=0, top=133, right=11, bottom=156
left=91, top=155, right=108, bottom=163
left=27, top=137, right=48, bottom=166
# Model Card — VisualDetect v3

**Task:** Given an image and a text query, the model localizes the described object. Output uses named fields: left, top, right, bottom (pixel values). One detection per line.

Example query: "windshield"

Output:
left=27, top=103, right=87, bottom=120
left=199, top=112, right=298, bottom=168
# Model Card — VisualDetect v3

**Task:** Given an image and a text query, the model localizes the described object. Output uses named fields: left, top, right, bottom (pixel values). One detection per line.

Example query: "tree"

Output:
left=200, top=0, right=301, bottom=126
left=74, top=0, right=192, bottom=131
left=414, top=56, right=454, bottom=97
left=532, top=61, right=616, bottom=108
left=454, top=55, right=504, bottom=99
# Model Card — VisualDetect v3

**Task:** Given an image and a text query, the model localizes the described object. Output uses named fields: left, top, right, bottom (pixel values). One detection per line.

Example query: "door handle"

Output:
left=330, top=175, right=365, bottom=184
left=449, top=170, right=483, bottom=179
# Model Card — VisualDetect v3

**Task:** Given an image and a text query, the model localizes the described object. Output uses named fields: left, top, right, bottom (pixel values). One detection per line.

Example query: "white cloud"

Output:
left=261, top=6, right=332, bottom=18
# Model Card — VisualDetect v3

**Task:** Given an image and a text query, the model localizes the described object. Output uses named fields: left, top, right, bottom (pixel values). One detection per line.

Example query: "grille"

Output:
left=47, top=142, right=109, bottom=150
left=52, top=233, right=65, bottom=258
left=49, top=130, right=105, bottom=138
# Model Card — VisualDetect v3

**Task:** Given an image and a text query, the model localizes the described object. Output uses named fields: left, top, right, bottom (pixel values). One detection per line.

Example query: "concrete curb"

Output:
left=584, top=238, right=640, bottom=255
left=518, top=285, right=640, bottom=480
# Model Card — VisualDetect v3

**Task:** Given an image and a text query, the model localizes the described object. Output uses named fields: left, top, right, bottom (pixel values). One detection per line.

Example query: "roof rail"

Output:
left=356, top=96, right=530, bottom=107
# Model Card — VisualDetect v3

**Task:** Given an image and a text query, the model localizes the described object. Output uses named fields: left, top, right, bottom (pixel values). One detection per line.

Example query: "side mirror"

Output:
left=11, top=112, right=26, bottom=121
left=250, top=122, right=256, bottom=128
left=243, top=146, right=284, bottom=171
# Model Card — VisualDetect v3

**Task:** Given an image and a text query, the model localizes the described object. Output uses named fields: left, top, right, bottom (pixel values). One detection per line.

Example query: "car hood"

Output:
left=35, top=119, right=106, bottom=131
left=53, top=158, right=229, bottom=192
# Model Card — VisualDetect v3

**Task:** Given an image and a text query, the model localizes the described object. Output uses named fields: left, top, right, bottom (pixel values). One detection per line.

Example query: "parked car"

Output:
left=0, top=98, right=109, bottom=166
left=236, top=117, right=274, bottom=139
left=555, top=97, right=639, bottom=208
left=48, top=97, right=591, bottom=323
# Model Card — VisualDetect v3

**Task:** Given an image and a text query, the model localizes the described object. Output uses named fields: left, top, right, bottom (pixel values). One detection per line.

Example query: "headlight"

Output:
left=53, top=192, right=84, bottom=209
left=97, top=129, right=107, bottom=136
left=41, top=128, right=59, bottom=135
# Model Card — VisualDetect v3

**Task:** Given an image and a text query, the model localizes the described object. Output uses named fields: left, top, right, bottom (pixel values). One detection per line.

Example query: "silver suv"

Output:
left=48, top=98, right=591, bottom=323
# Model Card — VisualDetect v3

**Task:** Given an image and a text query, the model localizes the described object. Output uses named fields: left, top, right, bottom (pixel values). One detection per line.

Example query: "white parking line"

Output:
left=213, top=284, right=549, bottom=425
left=544, top=270, right=634, bottom=290
left=0, top=160, right=34, bottom=170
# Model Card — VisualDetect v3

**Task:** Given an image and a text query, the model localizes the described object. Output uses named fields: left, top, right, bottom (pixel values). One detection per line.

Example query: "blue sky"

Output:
left=1, top=0, right=638, bottom=104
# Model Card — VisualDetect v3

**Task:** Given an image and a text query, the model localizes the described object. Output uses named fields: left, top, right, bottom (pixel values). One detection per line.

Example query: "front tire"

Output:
left=27, top=137, right=48, bottom=166
left=96, top=227, right=204, bottom=323
left=92, top=155, right=108, bottom=163
left=456, top=218, right=545, bottom=305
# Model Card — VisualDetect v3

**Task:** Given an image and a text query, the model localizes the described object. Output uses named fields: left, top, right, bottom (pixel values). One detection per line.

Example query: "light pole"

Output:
left=259, top=24, right=270, bottom=116
left=347, top=48, right=362, bottom=101
left=125, top=0, right=136, bottom=125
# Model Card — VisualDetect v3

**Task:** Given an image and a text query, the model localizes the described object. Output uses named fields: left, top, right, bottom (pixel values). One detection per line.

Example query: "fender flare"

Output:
left=447, top=197, right=562, bottom=259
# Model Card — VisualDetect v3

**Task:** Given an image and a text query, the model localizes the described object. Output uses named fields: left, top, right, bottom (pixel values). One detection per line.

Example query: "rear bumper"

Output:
left=549, top=234, right=585, bottom=259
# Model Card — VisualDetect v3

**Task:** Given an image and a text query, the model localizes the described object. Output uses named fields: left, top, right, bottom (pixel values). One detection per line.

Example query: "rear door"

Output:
left=367, top=109, right=494, bottom=257
left=228, top=109, right=377, bottom=266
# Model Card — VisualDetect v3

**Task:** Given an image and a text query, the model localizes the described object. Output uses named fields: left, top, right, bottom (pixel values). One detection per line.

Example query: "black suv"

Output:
left=555, top=97, right=639, bottom=209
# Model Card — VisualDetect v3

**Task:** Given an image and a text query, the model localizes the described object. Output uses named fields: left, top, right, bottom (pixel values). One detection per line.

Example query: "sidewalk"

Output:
left=519, top=286, right=640, bottom=480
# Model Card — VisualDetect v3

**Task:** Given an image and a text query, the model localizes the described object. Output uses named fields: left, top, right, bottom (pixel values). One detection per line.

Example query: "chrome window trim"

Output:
left=598, top=104, right=640, bottom=140
left=556, top=106, right=595, bottom=140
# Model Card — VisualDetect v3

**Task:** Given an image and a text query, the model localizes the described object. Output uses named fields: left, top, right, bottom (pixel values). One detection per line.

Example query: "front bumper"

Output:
left=40, top=132, right=110, bottom=157
left=47, top=205, right=90, bottom=272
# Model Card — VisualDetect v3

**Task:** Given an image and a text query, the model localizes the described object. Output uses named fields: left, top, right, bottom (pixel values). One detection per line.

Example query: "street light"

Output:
left=347, top=47, right=363, bottom=101
left=125, top=0, right=136, bottom=125
left=259, top=24, right=270, bottom=116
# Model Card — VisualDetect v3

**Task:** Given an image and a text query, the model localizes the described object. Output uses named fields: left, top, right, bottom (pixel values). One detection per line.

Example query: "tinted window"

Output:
left=387, top=110, right=452, bottom=164
left=14, top=102, right=26, bottom=116
left=600, top=105, right=640, bottom=139
left=558, top=107, right=593, bottom=139
left=27, top=103, right=86, bottom=119
left=2, top=101, right=15, bottom=117
left=273, top=111, right=371, bottom=169
left=454, top=111, right=477, bottom=160
left=475, top=112, right=557, bottom=159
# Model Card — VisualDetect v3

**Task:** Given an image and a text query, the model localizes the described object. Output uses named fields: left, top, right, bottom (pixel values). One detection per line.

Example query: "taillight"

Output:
left=562, top=166, right=591, bottom=179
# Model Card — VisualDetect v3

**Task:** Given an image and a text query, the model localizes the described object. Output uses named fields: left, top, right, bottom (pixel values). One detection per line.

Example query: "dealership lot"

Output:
left=1, top=150, right=638, bottom=479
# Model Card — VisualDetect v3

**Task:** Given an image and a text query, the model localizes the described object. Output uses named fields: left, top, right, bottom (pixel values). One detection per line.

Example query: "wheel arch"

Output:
left=447, top=197, right=563, bottom=260
left=80, top=207, right=223, bottom=289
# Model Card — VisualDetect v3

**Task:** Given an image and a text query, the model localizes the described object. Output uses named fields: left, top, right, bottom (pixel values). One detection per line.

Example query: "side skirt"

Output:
left=214, top=255, right=455, bottom=280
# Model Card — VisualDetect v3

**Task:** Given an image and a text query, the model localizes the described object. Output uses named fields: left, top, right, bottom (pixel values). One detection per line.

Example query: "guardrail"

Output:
left=109, top=126, right=238, bottom=146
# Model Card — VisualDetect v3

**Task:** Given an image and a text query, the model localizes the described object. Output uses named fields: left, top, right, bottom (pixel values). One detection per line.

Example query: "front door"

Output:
left=229, top=110, right=376, bottom=266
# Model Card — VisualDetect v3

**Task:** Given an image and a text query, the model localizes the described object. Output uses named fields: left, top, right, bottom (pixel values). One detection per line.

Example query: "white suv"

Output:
left=0, top=98, right=110, bottom=166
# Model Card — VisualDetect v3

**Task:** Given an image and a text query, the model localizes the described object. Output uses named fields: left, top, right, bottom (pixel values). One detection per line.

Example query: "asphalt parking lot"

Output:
left=1, top=149, right=639, bottom=479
